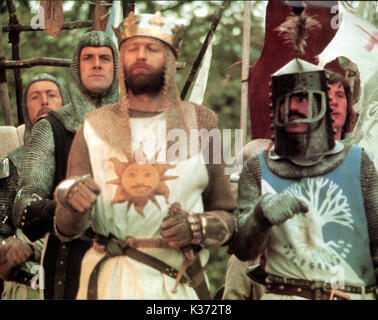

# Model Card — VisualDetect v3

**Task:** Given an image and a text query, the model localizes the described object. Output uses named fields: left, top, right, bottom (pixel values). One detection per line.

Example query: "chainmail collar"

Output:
left=264, top=142, right=352, bottom=179
left=268, top=140, right=345, bottom=166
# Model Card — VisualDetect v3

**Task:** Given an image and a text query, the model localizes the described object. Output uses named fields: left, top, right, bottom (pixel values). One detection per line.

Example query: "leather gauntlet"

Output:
left=161, top=202, right=235, bottom=249
left=20, top=199, right=56, bottom=242
left=54, top=175, right=100, bottom=240
left=54, top=175, right=100, bottom=213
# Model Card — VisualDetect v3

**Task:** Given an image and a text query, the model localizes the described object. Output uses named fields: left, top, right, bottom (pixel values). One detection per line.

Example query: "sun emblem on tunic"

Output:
left=107, top=150, right=178, bottom=217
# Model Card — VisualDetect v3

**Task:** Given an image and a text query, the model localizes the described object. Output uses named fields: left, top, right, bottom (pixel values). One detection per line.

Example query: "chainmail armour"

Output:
left=1, top=74, right=69, bottom=237
left=56, top=34, right=236, bottom=244
left=84, top=40, right=189, bottom=156
left=229, top=146, right=378, bottom=278
left=13, top=31, right=120, bottom=225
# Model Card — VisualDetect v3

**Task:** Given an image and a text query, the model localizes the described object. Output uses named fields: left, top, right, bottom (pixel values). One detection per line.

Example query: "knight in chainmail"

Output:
left=222, top=69, right=359, bottom=300
left=0, top=73, right=69, bottom=299
left=53, top=11, right=236, bottom=299
left=228, top=56, right=378, bottom=300
left=12, top=31, right=119, bottom=299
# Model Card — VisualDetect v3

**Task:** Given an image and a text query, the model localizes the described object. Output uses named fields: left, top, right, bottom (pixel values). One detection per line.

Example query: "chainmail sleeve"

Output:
left=228, top=156, right=272, bottom=261
left=13, top=119, right=56, bottom=225
left=360, top=150, right=378, bottom=279
left=195, top=104, right=237, bottom=247
left=0, top=159, right=18, bottom=240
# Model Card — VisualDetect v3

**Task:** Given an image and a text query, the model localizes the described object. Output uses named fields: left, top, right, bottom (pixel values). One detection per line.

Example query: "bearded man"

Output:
left=54, top=12, right=236, bottom=300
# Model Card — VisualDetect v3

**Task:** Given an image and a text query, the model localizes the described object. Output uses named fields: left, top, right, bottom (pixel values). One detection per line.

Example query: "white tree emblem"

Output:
left=278, top=177, right=354, bottom=272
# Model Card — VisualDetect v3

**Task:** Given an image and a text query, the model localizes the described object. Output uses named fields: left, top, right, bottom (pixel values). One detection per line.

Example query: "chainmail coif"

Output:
left=50, top=31, right=120, bottom=133
left=13, top=32, right=119, bottom=224
left=85, top=38, right=190, bottom=156
left=1, top=74, right=68, bottom=238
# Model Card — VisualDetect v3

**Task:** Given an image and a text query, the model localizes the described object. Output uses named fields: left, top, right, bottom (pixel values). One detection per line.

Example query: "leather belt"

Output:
left=247, top=264, right=377, bottom=299
left=88, top=233, right=210, bottom=300
left=266, top=273, right=377, bottom=295
left=266, top=282, right=351, bottom=300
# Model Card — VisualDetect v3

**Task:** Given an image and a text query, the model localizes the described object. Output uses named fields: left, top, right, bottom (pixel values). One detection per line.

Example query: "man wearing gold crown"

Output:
left=53, top=12, right=236, bottom=299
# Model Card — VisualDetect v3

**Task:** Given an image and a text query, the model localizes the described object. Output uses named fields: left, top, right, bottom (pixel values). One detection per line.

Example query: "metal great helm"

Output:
left=113, top=11, right=184, bottom=57
left=270, top=57, right=335, bottom=163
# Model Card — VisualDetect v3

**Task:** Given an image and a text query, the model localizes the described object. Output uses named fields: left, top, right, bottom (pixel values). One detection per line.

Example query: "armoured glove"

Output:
left=229, top=194, right=308, bottom=261
left=55, top=175, right=101, bottom=213
left=256, top=193, right=309, bottom=227
left=160, top=203, right=199, bottom=249
left=161, top=202, right=235, bottom=249
left=55, top=175, right=100, bottom=239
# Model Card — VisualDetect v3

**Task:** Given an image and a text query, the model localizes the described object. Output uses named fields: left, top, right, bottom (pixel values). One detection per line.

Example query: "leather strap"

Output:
left=124, top=236, right=172, bottom=249
left=8, top=267, right=35, bottom=287
left=185, top=255, right=210, bottom=300
left=266, top=273, right=377, bottom=294
left=247, top=264, right=377, bottom=295
left=266, top=282, right=351, bottom=300
left=54, top=241, right=70, bottom=299
left=87, top=237, right=191, bottom=299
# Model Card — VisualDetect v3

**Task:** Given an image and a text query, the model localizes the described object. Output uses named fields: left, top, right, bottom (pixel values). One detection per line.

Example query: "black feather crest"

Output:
left=276, top=10, right=321, bottom=55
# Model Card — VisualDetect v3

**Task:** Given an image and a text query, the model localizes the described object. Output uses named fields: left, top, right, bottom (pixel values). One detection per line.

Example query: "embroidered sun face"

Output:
left=107, top=150, right=178, bottom=217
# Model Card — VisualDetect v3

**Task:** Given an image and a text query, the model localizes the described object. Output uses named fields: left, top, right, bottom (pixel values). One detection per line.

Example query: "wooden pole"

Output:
left=7, top=0, right=23, bottom=125
left=240, top=1, right=251, bottom=145
left=180, top=1, right=231, bottom=100
left=1, top=20, right=93, bottom=33
left=1, top=57, right=72, bottom=69
left=0, top=58, right=185, bottom=70
left=122, top=0, right=135, bottom=17
left=0, top=21, right=13, bottom=126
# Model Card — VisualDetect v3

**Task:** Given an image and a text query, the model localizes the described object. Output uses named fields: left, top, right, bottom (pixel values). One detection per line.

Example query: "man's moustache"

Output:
left=36, top=107, right=52, bottom=118
left=130, top=63, right=151, bottom=71
left=288, top=111, right=307, bottom=119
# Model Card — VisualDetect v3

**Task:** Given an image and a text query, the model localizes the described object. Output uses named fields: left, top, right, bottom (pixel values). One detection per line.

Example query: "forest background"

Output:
left=0, top=0, right=376, bottom=297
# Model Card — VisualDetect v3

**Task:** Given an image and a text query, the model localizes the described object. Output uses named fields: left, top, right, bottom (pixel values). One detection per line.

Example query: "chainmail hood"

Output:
left=8, top=73, right=69, bottom=170
left=50, top=31, right=120, bottom=133
left=85, top=34, right=191, bottom=157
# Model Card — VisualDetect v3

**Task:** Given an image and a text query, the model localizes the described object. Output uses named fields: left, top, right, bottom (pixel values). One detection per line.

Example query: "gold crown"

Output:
left=113, top=11, right=184, bottom=56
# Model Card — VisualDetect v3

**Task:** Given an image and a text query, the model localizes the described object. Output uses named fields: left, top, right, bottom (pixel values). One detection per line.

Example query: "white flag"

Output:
left=189, top=38, right=214, bottom=105
left=318, top=2, right=378, bottom=167
left=106, top=1, right=123, bottom=47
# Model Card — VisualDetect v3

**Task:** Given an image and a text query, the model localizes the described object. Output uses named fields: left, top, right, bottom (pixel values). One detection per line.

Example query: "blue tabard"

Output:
left=259, top=146, right=375, bottom=287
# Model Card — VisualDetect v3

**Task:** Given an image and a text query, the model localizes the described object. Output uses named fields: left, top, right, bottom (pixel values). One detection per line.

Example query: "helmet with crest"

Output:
left=269, top=9, right=337, bottom=164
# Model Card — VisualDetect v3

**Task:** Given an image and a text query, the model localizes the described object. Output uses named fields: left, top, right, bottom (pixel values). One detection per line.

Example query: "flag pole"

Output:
left=180, top=1, right=231, bottom=100
left=240, top=1, right=251, bottom=145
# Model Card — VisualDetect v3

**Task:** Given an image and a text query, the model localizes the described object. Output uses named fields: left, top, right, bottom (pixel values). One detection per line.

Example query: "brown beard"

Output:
left=124, top=63, right=165, bottom=96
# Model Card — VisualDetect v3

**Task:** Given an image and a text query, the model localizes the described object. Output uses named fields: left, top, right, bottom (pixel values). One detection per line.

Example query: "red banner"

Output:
left=248, top=1, right=339, bottom=139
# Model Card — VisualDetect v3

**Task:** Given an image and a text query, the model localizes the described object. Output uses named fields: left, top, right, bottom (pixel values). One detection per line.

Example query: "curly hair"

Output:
left=326, top=71, right=356, bottom=140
